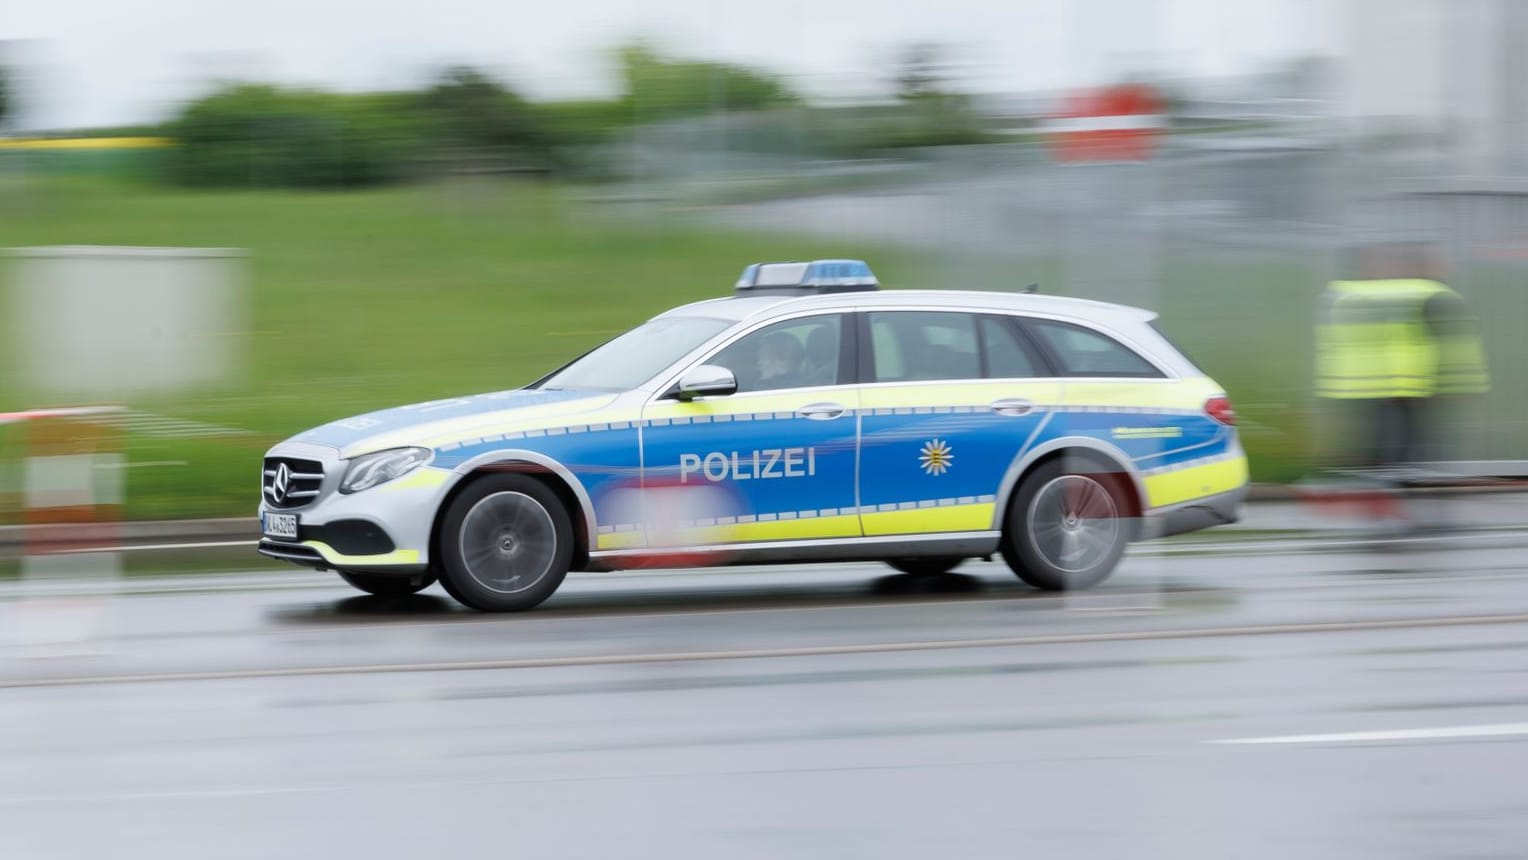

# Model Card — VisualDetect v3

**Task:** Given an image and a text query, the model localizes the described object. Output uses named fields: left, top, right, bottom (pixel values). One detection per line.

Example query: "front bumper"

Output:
left=258, top=441, right=450, bottom=572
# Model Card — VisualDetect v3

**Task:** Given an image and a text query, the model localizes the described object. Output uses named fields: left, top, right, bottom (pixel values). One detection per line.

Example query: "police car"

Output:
left=259, top=260, right=1247, bottom=611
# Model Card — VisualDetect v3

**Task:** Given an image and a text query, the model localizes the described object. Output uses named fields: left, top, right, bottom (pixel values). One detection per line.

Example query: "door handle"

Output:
left=990, top=398, right=1036, bottom=416
left=797, top=402, right=847, bottom=421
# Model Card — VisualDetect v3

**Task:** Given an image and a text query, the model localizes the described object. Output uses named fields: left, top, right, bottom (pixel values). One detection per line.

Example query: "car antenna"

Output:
left=1023, top=283, right=1039, bottom=294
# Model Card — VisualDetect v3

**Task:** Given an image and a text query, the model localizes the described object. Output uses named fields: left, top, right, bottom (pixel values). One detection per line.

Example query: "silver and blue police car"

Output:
left=259, top=260, right=1248, bottom=611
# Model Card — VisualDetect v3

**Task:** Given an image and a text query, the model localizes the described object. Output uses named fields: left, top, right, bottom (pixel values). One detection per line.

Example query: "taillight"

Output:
left=1205, top=395, right=1236, bottom=426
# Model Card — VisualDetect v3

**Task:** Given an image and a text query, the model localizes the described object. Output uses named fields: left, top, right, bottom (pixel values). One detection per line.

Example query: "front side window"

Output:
left=538, top=316, right=733, bottom=392
left=1026, top=319, right=1164, bottom=378
left=707, top=315, right=844, bottom=393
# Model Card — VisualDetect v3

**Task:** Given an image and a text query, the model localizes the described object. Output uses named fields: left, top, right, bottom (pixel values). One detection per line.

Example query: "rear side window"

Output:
left=1025, top=319, right=1165, bottom=378
left=979, top=316, right=1043, bottom=378
left=868, top=312, right=980, bottom=382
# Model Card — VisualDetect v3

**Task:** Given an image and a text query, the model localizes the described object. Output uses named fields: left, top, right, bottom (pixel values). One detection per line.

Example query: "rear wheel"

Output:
left=885, top=557, right=964, bottom=576
left=437, top=474, right=573, bottom=612
left=337, top=570, right=435, bottom=597
left=1001, top=458, right=1129, bottom=591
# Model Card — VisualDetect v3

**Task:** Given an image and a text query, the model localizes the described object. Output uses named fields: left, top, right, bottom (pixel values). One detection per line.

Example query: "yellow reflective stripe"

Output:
left=664, top=514, right=862, bottom=545
left=376, top=466, right=452, bottom=492
left=303, top=541, right=421, bottom=566
left=861, top=503, right=993, bottom=536
left=1143, top=456, right=1248, bottom=509
left=644, top=389, right=859, bottom=419
left=1054, top=376, right=1221, bottom=409
left=1332, top=279, right=1448, bottom=299
left=415, top=406, right=646, bottom=450
left=596, top=531, right=646, bottom=551
left=0, top=136, right=173, bottom=150
left=858, top=381, right=1062, bottom=409
left=858, top=379, right=1221, bottom=412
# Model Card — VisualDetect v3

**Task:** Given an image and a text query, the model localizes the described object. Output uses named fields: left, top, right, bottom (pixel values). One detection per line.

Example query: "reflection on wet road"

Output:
left=3, top=537, right=1528, bottom=859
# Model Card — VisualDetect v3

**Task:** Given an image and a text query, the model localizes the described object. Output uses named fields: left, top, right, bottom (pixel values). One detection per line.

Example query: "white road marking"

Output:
left=1211, top=723, right=1528, bottom=746
left=76, top=540, right=256, bottom=553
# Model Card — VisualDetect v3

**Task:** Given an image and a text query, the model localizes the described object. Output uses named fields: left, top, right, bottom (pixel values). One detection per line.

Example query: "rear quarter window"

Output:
left=1146, top=320, right=1207, bottom=376
left=1026, top=319, right=1166, bottom=379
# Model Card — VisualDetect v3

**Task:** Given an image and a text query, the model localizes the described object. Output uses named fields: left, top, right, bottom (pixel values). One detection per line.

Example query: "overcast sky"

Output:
left=9, top=0, right=1335, bottom=129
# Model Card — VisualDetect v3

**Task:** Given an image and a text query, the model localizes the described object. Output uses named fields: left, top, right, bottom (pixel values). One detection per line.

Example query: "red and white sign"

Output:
left=1046, top=83, right=1166, bottom=162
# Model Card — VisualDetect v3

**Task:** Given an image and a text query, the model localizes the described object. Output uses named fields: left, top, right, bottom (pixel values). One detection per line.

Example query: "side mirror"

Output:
left=675, top=365, right=737, bottom=401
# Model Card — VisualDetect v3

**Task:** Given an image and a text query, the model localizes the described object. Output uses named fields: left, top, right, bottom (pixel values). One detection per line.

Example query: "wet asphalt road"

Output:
left=3, top=533, right=1528, bottom=859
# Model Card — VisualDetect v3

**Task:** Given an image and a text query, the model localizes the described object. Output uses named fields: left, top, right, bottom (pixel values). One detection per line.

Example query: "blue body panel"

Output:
left=858, top=409, right=1043, bottom=510
left=1042, top=411, right=1232, bottom=469
left=640, top=407, right=860, bottom=528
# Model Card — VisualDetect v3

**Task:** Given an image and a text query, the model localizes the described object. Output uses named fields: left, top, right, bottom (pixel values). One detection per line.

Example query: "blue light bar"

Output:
left=734, top=259, right=880, bottom=294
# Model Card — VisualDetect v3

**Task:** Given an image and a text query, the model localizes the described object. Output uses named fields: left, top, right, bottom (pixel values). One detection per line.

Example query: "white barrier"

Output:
left=2, top=407, right=124, bottom=658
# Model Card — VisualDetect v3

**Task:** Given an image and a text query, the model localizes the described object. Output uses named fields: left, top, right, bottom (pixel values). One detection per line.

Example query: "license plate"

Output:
left=262, top=512, right=299, bottom=540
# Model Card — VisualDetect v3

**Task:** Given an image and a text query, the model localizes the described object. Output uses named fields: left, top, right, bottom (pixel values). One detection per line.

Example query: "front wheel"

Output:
left=1001, top=460, right=1129, bottom=591
left=338, top=570, right=436, bottom=597
left=437, top=474, right=573, bottom=612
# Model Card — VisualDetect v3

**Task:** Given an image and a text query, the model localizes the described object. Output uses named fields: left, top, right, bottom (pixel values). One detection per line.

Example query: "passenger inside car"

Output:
left=757, top=331, right=807, bottom=389
left=802, top=325, right=839, bottom=386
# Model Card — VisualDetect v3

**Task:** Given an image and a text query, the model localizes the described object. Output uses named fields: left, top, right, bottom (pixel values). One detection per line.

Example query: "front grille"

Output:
left=262, top=457, right=324, bottom=509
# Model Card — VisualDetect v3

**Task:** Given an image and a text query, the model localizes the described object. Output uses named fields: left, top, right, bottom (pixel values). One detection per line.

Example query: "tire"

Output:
left=1000, top=458, right=1129, bottom=591
left=436, top=473, right=573, bottom=612
left=885, top=557, right=965, bottom=576
left=337, top=570, right=436, bottom=597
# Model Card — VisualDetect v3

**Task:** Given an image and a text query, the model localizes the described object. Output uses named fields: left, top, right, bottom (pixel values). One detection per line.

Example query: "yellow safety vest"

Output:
left=1315, top=279, right=1489, bottom=399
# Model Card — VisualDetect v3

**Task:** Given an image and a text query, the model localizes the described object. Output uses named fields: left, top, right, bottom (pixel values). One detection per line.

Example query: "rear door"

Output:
left=856, top=310, right=1063, bottom=536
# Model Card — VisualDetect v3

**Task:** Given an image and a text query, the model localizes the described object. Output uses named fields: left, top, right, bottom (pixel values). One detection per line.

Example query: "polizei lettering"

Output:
left=679, top=448, right=817, bottom=483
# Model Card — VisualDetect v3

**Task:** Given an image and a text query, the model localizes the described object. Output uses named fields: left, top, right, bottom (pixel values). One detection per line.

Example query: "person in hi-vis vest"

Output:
left=1316, top=242, right=1489, bottom=477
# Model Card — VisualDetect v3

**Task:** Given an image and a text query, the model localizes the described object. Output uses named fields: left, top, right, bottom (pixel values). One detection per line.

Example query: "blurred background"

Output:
left=7, top=4, right=1528, bottom=857
left=4, top=0, right=1528, bottom=528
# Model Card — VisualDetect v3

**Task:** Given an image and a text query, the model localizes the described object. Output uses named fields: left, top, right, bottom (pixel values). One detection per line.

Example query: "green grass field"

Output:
left=0, top=179, right=946, bottom=518
left=1, top=178, right=1314, bottom=520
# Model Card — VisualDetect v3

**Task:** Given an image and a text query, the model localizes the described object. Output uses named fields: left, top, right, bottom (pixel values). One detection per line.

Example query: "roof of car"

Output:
left=655, top=289, right=1157, bottom=327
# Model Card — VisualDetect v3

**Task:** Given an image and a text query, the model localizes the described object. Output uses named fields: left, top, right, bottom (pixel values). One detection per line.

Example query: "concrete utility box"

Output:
left=5, top=246, right=246, bottom=400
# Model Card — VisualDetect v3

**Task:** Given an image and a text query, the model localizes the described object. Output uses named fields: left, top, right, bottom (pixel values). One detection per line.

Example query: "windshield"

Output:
left=536, top=316, right=733, bottom=392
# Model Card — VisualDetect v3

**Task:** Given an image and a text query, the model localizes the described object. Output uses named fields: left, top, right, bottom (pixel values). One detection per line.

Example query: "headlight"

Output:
left=340, top=447, right=432, bottom=494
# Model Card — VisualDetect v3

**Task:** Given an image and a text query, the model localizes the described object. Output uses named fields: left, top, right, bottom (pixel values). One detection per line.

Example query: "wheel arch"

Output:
left=433, top=449, right=597, bottom=572
left=991, top=437, right=1147, bottom=535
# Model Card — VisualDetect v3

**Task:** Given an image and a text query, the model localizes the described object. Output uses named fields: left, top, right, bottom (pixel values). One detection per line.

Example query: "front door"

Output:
left=640, top=313, right=861, bottom=548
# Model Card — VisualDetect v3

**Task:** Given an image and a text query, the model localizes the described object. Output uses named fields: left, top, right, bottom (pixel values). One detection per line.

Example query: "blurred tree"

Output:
left=894, top=42, right=951, bottom=103
left=165, top=84, right=423, bottom=188
left=415, top=66, right=556, bottom=174
left=0, top=63, right=11, bottom=130
left=877, top=42, right=991, bottom=149
left=618, top=43, right=799, bottom=120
